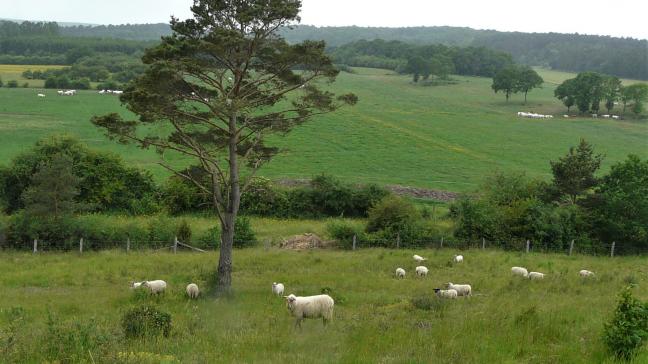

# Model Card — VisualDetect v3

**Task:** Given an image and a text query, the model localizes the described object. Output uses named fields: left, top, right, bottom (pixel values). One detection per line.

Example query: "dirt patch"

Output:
left=279, top=233, right=332, bottom=250
left=386, top=185, right=459, bottom=202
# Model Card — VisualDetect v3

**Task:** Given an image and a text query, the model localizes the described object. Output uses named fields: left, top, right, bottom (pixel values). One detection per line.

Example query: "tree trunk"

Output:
left=506, top=91, right=510, bottom=102
left=524, top=90, right=528, bottom=104
left=215, top=113, right=242, bottom=295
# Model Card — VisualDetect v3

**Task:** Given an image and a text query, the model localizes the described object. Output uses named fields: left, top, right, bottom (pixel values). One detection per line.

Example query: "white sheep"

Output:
left=528, top=272, right=545, bottom=280
left=37, top=93, right=45, bottom=97
left=612, top=115, right=620, bottom=120
left=130, top=281, right=143, bottom=289
left=415, top=266, right=428, bottom=277
left=563, top=115, right=569, bottom=118
left=141, top=280, right=167, bottom=294
left=579, top=270, right=595, bottom=278
left=446, top=282, right=471, bottom=296
left=413, top=254, right=427, bottom=263
left=434, top=288, right=458, bottom=299
left=272, top=282, right=285, bottom=296
left=511, top=266, right=529, bottom=278
left=454, top=255, right=464, bottom=263
left=284, top=294, right=334, bottom=328
left=113, top=90, right=123, bottom=95
left=186, top=283, right=200, bottom=298
left=57, top=90, right=64, bottom=95
left=395, top=268, right=406, bottom=278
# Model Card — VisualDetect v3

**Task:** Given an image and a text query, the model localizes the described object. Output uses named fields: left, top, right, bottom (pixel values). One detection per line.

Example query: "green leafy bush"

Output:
left=326, top=220, right=364, bottom=249
left=233, top=216, right=257, bottom=248
left=122, top=305, right=171, bottom=338
left=603, top=287, right=648, bottom=360
left=176, top=220, right=192, bottom=244
left=366, top=195, right=420, bottom=234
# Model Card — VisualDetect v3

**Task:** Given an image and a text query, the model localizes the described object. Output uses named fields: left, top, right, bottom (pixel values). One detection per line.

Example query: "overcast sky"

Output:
left=3, top=0, right=648, bottom=40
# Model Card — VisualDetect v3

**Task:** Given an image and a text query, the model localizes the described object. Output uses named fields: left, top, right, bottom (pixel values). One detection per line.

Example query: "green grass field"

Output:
left=0, top=247, right=646, bottom=363
left=0, top=67, right=646, bottom=192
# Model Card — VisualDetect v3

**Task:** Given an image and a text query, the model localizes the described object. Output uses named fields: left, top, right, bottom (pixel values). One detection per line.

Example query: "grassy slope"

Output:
left=0, top=248, right=646, bottom=362
left=0, top=67, right=646, bottom=191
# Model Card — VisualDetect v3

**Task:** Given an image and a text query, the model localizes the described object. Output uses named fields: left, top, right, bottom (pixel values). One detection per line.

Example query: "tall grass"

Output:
left=0, top=248, right=646, bottom=362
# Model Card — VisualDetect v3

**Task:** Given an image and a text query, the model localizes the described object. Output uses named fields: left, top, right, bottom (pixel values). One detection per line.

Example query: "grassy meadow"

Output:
left=0, top=247, right=646, bottom=363
left=0, top=67, right=646, bottom=192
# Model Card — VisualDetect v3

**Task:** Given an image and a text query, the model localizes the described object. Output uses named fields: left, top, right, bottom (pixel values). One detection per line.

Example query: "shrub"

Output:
left=196, top=226, right=220, bottom=250
left=121, top=305, right=171, bottom=338
left=239, top=177, right=288, bottom=216
left=326, top=220, right=364, bottom=249
left=233, top=216, right=257, bottom=248
left=603, top=287, right=648, bottom=360
left=367, top=195, right=420, bottom=234
left=7, top=80, right=18, bottom=88
left=176, top=220, right=192, bottom=243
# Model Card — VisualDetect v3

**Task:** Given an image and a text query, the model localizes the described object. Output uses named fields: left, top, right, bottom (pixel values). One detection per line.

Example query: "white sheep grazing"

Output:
left=591, top=114, right=598, bottom=118
left=446, top=282, right=471, bottom=296
left=272, top=282, right=285, bottom=296
left=395, top=268, right=406, bottom=278
left=113, top=90, right=123, bottom=95
left=130, top=281, right=143, bottom=289
left=511, top=266, right=529, bottom=278
left=141, top=280, right=167, bottom=294
left=612, top=115, right=620, bottom=120
left=528, top=272, right=545, bottom=280
left=284, top=294, right=334, bottom=328
left=454, top=255, right=464, bottom=263
left=602, top=114, right=610, bottom=118
left=563, top=115, right=569, bottom=118
left=57, top=90, right=64, bottom=95
left=579, top=270, right=595, bottom=278
left=37, top=93, right=45, bottom=97
left=186, top=283, right=200, bottom=298
left=413, top=254, right=426, bottom=263
left=415, top=266, right=428, bottom=277
left=434, top=288, right=458, bottom=299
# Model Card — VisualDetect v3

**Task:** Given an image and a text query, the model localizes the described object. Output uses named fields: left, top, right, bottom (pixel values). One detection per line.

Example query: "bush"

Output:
left=196, top=226, right=220, bottom=250
left=176, top=220, right=192, bottom=243
left=121, top=305, right=171, bottom=338
left=326, top=220, right=364, bottom=249
left=239, top=177, right=288, bottom=216
left=367, top=195, right=420, bottom=234
left=603, top=287, right=648, bottom=360
left=7, top=80, right=18, bottom=88
left=233, top=216, right=257, bottom=248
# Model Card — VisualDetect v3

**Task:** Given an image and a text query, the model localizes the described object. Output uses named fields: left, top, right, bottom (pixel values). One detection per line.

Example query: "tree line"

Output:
left=330, top=39, right=514, bottom=79
left=555, top=72, right=648, bottom=115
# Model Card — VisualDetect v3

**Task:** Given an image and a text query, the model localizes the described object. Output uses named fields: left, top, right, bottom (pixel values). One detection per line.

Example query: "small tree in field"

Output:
left=555, top=78, right=576, bottom=113
left=491, top=65, right=518, bottom=102
left=516, top=66, right=543, bottom=104
left=22, top=154, right=80, bottom=219
left=550, top=139, right=603, bottom=205
left=91, top=0, right=356, bottom=294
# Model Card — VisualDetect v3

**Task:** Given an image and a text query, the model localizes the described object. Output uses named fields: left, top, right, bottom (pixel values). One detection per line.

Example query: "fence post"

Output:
left=611, top=241, right=616, bottom=257
left=569, top=239, right=575, bottom=256
left=174, top=237, right=178, bottom=254
left=33, top=239, right=38, bottom=253
left=482, top=237, right=485, bottom=250
left=352, top=234, right=357, bottom=251
left=264, top=239, right=270, bottom=251
left=126, top=238, right=130, bottom=253
left=526, top=240, right=530, bottom=253
left=440, top=236, right=444, bottom=249
left=79, top=238, right=83, bottom=254
left=396, top=233, right=400, bottom=249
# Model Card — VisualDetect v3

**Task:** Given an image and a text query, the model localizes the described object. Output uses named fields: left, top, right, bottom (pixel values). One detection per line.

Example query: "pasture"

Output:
left=0, top=247, right=646, bottom=362
left=0, top=67, right=646, bottom=192
left=0, top=64, right=68, bottom=88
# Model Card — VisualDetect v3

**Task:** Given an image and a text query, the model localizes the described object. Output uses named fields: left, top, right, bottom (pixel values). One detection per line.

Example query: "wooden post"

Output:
left=33, top=239, right=38, bottom=253
left=569, top=239, right=575, bottom=256
left=126, top=238, right=130, bottom=253
left=396, top=233, right=400, bottom=249
left=526, top=240, right=530, bottom=253
left=264, top=239, right=270, bottom=251
left=174, top=237, right=178, bottom=254
left=352, top=234, right=357, bottom=251
left=482, top=237, right=486, bottom=250
left=611, top=241, right=616, bottom=257
left=79, top=238, right=83, bottom=253
left=440, top=236, right=444, bottom=249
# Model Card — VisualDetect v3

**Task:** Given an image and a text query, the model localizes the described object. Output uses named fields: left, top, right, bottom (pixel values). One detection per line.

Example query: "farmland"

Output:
left=0, top=247, right=646, bottom=363
left=0, top=64, right=68, bottom=88
left=0, top=67, right=646, bottom=192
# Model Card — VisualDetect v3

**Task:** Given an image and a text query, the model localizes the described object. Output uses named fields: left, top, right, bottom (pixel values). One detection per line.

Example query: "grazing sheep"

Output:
left=141, top=280, right=167, bottom=294
left=446, top=282, right=471, bottom=296
left=415, top=266, right=428, bottom=277
left=272, top=282, right=285, bottom=296
left=563, top=115, right=569, bottom=118
left=528, top=272, right=545, bottom=280
left=113, top=90, right=123, bottom=95
left=454, top=255, right=464, bottom=263
left=57, top=90, right=64, bottom=95
left=284, top=294, right=334, bottom=328
left=186, top=283, right=200, bottom=299
left=395, top=268, right=406, bottom=278
left=413, top=254, right=427, bottom=263
left=612, top=115, right=620, bottom=120
left=37, top=93, right=45, bottom=97
left=130, top=281, right=143, bottom=289
left=592, top=114, right=598, bottom=118
left=579, top=270, right=595, bottom=278
left=511, top=266, right=529, bottom=278
left=434, top=288, right=458, bottom=299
